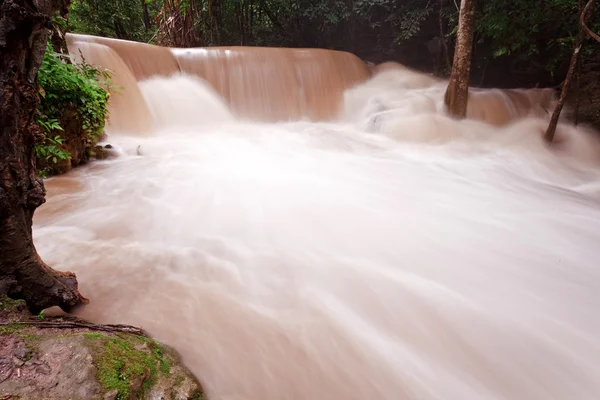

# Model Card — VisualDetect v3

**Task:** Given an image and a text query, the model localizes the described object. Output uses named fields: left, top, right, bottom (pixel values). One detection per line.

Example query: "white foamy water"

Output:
left=34, top=73, right=600, bottom=400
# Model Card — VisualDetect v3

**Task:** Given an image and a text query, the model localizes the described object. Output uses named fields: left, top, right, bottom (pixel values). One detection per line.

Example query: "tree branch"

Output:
left=580, top=0, right=600, bottom=43
left=545, top=0, right=596, bottom=142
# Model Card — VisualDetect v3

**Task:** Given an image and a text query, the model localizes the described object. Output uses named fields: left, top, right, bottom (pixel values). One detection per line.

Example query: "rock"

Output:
left=0, top=326, right=205, bottom=400
left=12, top=346, right=28, bottom=360
left=27, top=353, right=42, bottom=365
left=104, top=144, right=113, bottom=149
left=35, top=336, right=103, bottom=399
left=35, top=363, right=51, bottom=375
left=12, top=357, right=24, bottom=367
left=103, top=389, right=119, bottom=400
left=0, top=357, right=13, bottom=383
left=88, top=145, right=110, bottom=160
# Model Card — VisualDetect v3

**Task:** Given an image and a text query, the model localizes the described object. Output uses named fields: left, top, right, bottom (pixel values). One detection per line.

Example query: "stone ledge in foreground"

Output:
left=0, top=296, right=205, bottom=400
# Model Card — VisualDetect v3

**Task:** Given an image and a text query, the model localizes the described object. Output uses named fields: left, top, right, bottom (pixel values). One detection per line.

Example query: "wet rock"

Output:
left=104, top=144, right=113, bottom=149
left=88, top=145, right=110, bottom=160
left=0, top=330, right=205, bottom=400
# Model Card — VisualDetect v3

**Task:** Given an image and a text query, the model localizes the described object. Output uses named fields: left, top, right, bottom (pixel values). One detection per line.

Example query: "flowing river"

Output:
left=32, top=34, right=600, bottom=400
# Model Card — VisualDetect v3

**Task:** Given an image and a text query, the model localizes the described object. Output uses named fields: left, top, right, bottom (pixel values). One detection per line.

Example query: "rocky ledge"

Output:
left=0, top=297, right=204, bottom=400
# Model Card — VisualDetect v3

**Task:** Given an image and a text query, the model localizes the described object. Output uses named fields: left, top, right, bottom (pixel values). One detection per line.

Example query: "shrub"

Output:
left=36, top=43, right=112, bottom=176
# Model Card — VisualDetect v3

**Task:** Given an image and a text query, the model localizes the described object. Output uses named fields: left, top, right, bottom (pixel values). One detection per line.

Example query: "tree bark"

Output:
left=545, top=0, right=594, bottom=142
left=141, top=0, right=151, bottom=30
left=444, top=0, right=476, bottom=118
left=0, top=0, right=88, bottom=314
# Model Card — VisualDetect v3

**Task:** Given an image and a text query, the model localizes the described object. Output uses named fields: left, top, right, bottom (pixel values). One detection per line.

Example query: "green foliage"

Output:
left=85, top=333, right=172, bottom=399
left=38, top=43, right=111, bottom=139
left=0, top=295, right=27, bottom=313
left=190, top=389, right=206, bottom=400
left=391, top=4, right=434, bottom=43
left=38, top=117, right=63, bottom=133
left=476, top=0, right=600, bottom=71
left=36, top=43, right=111, bottom=176
left=36, top=124, right=70, bottom=164
left=35, top=118, right=70, bottom=178
left=152, top=341, right=171, bottom=376
left=66, top=0, right=600, bottom=88
left=0, top=324, right=26, bottom=336
left=69, top=0, right=160, bottom=43
left=95, top=336, right=157, bottom=399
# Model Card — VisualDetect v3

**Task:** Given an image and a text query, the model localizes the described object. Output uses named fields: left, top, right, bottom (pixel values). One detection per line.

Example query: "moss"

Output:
left=0, top=327, right=39, bottom=359
left=83, top=332, right=105, bottom=340
left=174, top=375, right=184, bottom=387
left=21, top=333, right=42, bottom=353
left=0, top=322, right=38, bottom=344
left=190, top=389, right=206, bottom=400
left=85, top=333, right=173, bottom=399
left=151, top=340, right=171, bottom=377
left=98, top=336, right=156, bottom=398
left=0, top=323, right=26, bottom=335
left=0, top=296, right=26, bottom=313
left=0, top=325, right=39, bottom=362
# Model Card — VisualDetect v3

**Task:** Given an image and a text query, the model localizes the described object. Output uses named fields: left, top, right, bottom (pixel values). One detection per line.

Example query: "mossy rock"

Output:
left=0, top=297, right=27, bottom=313
left=0, top=326, right=204, bottom=400
left=84, top=332, right=202, bottom=400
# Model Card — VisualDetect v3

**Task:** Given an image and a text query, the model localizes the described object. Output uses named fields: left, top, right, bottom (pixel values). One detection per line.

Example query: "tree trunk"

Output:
left=141, top=0, right=151, bottom=30
left=444, top=0, right=476, bottom=118
left=545, top=0, right=594, bottom=142
left=114, top=18, right=130, bottom=40
left=0, top=0, right=88, bottom=314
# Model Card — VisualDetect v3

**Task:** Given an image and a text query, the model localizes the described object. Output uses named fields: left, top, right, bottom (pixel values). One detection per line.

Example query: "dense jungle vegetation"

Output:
left=33, top=0, right=600, bottom=176
left=35, top=44, right=111, bottom=176
left=66, top=0, right=600, bottom=87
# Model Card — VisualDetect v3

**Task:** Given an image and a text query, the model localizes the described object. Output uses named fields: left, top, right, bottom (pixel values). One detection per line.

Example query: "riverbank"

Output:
left=0, top=296, right=205, bottom=400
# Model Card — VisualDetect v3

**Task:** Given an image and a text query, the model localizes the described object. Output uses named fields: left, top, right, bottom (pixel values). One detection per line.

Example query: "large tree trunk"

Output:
left=444, top=0, right=476, bottom=118
left=0, top=0, right=87, bottom=314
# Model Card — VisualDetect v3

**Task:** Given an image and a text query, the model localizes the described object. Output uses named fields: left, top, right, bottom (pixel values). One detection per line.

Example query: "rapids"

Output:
left=34, top=40, right=600, bottom=400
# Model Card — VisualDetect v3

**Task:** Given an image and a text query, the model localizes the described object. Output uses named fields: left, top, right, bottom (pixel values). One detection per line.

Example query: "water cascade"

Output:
left=34, top=35, right=600, bottom=400
left=67, top=33, right=370, bottom=123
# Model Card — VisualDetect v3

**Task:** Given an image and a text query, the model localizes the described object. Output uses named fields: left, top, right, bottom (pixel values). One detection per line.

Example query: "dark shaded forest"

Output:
left=67, top=0, right=598, bottom=85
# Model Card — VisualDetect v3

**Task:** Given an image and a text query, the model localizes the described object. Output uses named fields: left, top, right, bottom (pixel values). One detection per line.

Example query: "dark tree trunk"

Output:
left=545, top=0, right=595, bottom=142
left=0, top=0, right=87, bottom=314
left=114, top=18, right=130, bottom=40
left=141, top=0, right=151, bottom=30
left=444, top=0, right=476, bottom=118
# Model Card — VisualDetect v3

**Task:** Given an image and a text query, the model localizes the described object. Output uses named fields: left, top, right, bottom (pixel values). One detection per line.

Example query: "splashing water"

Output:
left=34, top=67, right=600, bottom=400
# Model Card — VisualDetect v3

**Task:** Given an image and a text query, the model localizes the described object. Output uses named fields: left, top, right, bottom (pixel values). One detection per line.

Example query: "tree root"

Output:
left=0, top=316, right=149, bottom=337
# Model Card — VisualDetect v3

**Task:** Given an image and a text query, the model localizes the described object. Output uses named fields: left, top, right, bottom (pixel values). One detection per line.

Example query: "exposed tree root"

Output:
left=0, top=317, right=149, bottom=337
